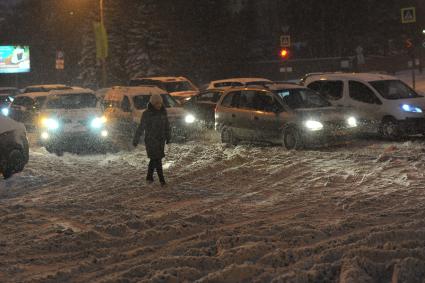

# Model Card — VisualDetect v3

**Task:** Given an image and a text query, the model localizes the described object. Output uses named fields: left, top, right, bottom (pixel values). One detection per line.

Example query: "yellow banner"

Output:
left=93, top=22, right=108, bottom=59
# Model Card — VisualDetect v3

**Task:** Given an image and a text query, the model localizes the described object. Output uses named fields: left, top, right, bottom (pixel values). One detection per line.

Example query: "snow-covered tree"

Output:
left=125, top=0, right=171, bottom=79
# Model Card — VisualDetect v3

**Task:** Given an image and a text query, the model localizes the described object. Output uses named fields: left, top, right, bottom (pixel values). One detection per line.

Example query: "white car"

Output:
left=103, top=86, right=198, bottom=140
left=302, top=73, right=425, bottom=138
left=207, top=78, right=272, bottom=90
left=129, top=76, right=199, bottom=103
left=38, top=88, right=110, bottom=155
left=0, top=116, right=29, bottom=179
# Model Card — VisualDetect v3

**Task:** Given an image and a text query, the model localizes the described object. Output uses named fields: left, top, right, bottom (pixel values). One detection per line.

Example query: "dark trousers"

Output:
left=147, top=158, right=165, bottom=183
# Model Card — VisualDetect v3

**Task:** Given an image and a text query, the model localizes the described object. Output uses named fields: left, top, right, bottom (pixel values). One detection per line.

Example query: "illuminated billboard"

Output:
left=0, top=46, right=30, bottom=74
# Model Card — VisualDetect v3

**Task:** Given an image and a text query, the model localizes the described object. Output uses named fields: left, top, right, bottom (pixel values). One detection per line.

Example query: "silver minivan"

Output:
left=215, top=84, right=358, bottom=149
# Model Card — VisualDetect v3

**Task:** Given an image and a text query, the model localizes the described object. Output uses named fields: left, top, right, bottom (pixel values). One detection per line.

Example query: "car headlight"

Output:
left=41, top=132, right=50, bottom=140
left=1, top=108, right=9, bottom=116
left=41, top=118, right=60, bottom=130
left=401, top=104, right=423, bottom=113
left=347, top=117, right=358, bottom=128
left=305, top=120, right=323, bottom=131
left=91, top=116, right=107, bottom=129
left=185, top=114, right=196, bottom=124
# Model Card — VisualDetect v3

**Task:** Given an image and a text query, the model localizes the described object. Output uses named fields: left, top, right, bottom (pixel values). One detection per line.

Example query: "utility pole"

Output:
left=100, top=0, right=107, bottom=87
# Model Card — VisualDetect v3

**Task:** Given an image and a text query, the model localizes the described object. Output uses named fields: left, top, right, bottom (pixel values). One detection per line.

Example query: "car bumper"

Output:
left=39, top=130, right=110, bottom=146
left=302, top=127, right=358, bottom=144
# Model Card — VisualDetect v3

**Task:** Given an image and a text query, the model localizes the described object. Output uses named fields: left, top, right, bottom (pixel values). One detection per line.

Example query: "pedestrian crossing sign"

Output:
left=401, top=7, right=416, bottom=24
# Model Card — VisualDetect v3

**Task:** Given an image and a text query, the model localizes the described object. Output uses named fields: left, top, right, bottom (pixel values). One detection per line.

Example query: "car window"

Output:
left=198, top=91, right=220, bottom=102
left=133, top=94, right=177, bottom=110
left=121, top=96, right=131, bottom=112
left=308, top=80, right=343, bottom=100
left=45, top=93, right=98, bottom=109
left=163, top=81, right=196, bottom=92
left=307, top=81, right=322, bottom=92
left=252, top=91, right=280, bottom=112
left=34, top=96, right=47, bottom=109
left=237, top=90, right=256, bottom=109
left=370, top=80, right=422, bottom=100
left=276, top=88, right=331, bottom=109
left=221, top=92, right=235, bottom=107
left=13, top=96, right=33, bottom=107
left=349, top=81, right=381, bottom=104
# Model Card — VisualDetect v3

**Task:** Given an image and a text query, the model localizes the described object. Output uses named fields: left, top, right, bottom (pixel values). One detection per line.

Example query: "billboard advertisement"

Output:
left=0, top=46, right=30, bottom=74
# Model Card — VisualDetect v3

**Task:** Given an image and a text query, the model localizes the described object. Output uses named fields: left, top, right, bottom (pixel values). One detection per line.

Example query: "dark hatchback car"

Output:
left=184, top=88, right=225, bottom=127
left=9, top=93, right=49, bottom=130
left=1, top=94, right=13, bottom=116
left=215, top=84, right=359, bottom=149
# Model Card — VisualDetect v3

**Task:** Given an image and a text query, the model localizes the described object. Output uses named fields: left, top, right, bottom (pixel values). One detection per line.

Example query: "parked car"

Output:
left=9, top=92, right=50, bottom=130
left=103, top=86, right=198, bottom=140
left=184, top=88, right=225, bottom=127
left=129, top=76, right=199, bottom=103
left=207, top=78, right=272, bottom=90
left=22, top=84, right=72, bottom=94
left=0, top=116, right=29, bottom=179
left=302, top=72, right=425, bottom=138
left=0, top=94, right=13, bottom=116
left=37, top=88, right=110, bottom=155
left=215, top=84, right=358, bottom=149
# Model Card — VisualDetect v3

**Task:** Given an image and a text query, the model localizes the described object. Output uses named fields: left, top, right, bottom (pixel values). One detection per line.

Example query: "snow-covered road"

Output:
left=1, top=132, right=425, bottom=282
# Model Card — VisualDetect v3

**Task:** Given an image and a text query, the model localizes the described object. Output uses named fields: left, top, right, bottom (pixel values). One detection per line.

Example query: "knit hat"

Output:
left=149, top=94, right=163, bottom=105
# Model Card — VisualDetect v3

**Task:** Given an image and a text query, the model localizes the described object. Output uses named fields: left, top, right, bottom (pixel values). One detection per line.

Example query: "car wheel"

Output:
left=380, top=118, right=401, bottom=140
left=2, top=149, right=25, bottom=179
left=283, top=127, right=304, bottom=150
left=221, top=127, right=238, bottom=146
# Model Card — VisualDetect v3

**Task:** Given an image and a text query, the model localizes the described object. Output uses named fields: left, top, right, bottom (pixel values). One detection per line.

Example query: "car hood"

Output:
left=293, top=107, right=353, bottom=122
left=41, top=108, right=103, bottom=121
left=0, top=116, right=26, bottom=135
left=132, top=107, right=188, bottom=123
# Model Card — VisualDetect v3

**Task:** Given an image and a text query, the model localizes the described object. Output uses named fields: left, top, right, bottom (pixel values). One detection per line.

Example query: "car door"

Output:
left=308, top=80, right=344, bottom=106
left=347, top=80, right=383, bottom=125
left=192, top=90, right=221, bottom=124
left=251, top=91, right=285, bottom=141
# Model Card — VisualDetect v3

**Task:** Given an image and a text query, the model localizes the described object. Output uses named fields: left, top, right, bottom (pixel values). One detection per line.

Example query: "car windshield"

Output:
left=370, top=80, right=422, bottom=100
left=45, top=93, right=97, bottom=109
left=24, top=86, right=71, bottom=93
left=133, top=93, right=178, bottom=110
left=163, top=81, right=196, bottom=93
left=245, top=81, right=271, bottom=86
left=275, top=88, right=331, bottom=109
left=214, top=82, right=244, bottom=88
left=34, top=96, right=47, bottom=109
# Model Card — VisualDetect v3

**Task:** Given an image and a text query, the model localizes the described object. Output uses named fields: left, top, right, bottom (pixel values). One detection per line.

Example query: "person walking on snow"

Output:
left=133, top=94, right=171, bottom=186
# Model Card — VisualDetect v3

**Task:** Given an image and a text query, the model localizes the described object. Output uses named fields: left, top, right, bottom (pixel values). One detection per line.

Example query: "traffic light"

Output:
left=280, top=48, right=290, bottom=60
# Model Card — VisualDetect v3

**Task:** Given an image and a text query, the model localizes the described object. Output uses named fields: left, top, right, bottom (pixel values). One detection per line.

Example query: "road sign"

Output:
left=401, top=7, right=416, bottom=24
left=280, top=35, right=291, bottom=48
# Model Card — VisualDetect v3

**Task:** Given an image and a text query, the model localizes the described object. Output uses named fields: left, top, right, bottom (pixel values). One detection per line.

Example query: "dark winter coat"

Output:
left=133, top=103, right=171, bottom=159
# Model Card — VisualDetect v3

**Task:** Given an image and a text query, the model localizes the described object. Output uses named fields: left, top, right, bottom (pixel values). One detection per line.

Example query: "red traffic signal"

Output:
left=280, top=48, right=289, bottom=59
